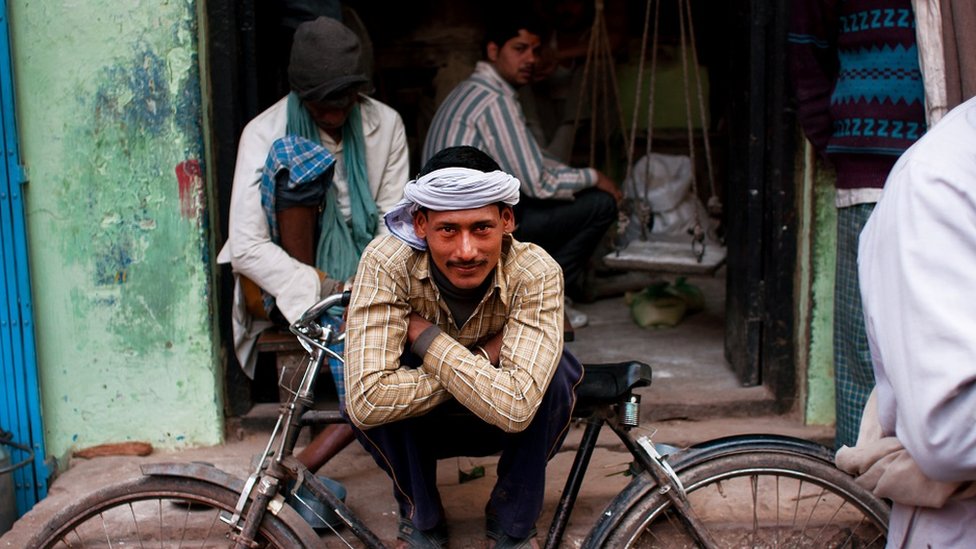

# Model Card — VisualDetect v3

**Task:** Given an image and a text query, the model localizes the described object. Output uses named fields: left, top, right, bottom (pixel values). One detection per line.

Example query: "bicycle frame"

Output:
left=545, top=398, right=718, bottom=549
left=214, top=293, right=384, bottom=548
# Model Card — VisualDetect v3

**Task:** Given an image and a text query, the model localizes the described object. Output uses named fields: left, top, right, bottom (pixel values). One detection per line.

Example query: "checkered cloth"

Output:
left=259, top=135, right=335, bottom=244
left=834, top=203, right=876, bottom=449
left=319, top=315, right=346, bottom=405
left=257, top=135, right=335, bottom=314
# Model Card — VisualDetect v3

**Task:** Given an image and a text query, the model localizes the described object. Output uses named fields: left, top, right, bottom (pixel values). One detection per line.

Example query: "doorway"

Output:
left=205, top=0, right=798, bottom=416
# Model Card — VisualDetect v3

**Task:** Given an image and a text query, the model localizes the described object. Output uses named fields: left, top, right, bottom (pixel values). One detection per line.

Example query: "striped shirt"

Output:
left=344, top=234, right=565, bottom=433
left=423, top=61, right=597, bottom=200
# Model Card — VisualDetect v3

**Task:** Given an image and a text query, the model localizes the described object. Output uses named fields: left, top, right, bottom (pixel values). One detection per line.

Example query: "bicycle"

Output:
left=29, top=291, right=889, bottom=548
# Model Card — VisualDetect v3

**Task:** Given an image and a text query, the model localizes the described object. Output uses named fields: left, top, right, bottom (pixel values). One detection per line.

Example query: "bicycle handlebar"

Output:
left=297, top=290, right=351, bottom=327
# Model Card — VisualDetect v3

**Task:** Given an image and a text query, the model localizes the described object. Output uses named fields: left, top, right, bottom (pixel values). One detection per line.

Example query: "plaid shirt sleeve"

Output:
left=422, top=251, right=565, bottom=433
left=343, top=240, right=452, bottom=429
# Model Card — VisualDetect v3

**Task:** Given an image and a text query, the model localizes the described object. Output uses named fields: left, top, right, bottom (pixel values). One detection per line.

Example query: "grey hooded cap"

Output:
left=288, top=16, right=368, bottom=102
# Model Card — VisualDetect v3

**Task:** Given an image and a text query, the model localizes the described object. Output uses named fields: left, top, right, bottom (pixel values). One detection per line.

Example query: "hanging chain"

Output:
left=685, top=0, right=721, bottom=218
left=570, top=0, right=627, bottom=169
left=675, top=0, right=704, bottom=262
left=583, top=0, right=717, bottom=263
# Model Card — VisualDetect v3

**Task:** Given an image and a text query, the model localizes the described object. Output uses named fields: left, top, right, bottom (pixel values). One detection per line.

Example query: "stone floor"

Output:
left=569, top=270, right=786, bottom=424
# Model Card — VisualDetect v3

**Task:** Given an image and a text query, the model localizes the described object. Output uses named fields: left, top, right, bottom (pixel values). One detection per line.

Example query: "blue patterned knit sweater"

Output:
left=789, top=0, right=926, bottom=190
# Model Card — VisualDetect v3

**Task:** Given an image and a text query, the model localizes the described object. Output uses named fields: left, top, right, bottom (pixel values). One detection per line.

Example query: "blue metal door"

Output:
left=0, top=1, right=48, bottom=515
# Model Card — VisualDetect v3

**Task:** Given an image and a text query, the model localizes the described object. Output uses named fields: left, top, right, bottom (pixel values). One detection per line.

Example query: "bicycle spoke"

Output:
left=790, top=477, right=803, bottom=531
left=799, top=485, right=827, bottom=534
left=202, top=508, right=222, bottom=546
left=158, top=498, right=164, bottom=549
left=750, top=474, right=759, bottom=547
left=127, top=501, right=147, bottom=549
left=178, top=500, right=191, bottom=548
left=834, top=513, right=868, bottom=549
left=774, top=474, right=781, bottom=549
left=98, top=510, right=112, bottom=548
left=811, top=494, right=851, bottom=544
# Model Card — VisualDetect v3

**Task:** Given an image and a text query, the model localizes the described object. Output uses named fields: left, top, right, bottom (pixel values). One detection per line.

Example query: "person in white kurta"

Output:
left=217, top=94, right=408, bottom=377
left=858, top=95, right=976, bottom=547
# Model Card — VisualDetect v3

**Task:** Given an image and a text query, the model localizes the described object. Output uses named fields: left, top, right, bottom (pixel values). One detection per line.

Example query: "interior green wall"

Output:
left=805, top=165, right=837, bottom=424
left=9, top=1, right=222, bottom=465
left=796, top=142, right=837, bottom=426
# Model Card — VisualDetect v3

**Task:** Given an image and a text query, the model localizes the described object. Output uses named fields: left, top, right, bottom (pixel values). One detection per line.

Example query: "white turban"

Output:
left=384, top=167, right=521, bottom=250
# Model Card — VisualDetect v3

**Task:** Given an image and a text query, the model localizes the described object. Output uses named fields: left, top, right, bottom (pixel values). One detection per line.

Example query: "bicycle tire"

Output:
left=586, top=448, right=888, bottom=548
left=28, top=474, right=321, bottom=548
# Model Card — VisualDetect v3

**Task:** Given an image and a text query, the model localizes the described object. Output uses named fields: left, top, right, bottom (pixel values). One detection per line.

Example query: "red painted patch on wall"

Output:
left=176, top=159, right=203, bottom=220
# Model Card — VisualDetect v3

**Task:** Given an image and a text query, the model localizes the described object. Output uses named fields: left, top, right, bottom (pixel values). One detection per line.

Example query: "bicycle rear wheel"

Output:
left=590, top=448, right=888, bottom=548
left=29, top=475, right=321, bottom=548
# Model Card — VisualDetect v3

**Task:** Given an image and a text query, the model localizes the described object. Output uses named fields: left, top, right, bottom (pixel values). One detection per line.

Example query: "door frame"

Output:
left=205, top=0, right=801, bottom=413
left=723, top=0, right=797, bottom=407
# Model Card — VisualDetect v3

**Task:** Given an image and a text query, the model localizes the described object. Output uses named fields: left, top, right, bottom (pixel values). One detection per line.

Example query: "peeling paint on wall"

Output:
left=54, top=43, right=205, bottom=353
left=11, top=1, right=222, bottom=461
left=94, top=49, right=173, bottom=134
left=176, top=159, right=204, bottom=220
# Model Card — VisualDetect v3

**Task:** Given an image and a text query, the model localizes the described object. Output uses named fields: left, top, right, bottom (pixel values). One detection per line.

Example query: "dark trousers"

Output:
left=513, top=188, right=617, bottom=298
left=350, top=350, right=583, bottom=539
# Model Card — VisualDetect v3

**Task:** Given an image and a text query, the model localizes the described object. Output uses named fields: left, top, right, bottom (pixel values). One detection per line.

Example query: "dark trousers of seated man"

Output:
left=350, top=350, right=583, bottom=539
left=513, top=188, right=617, bottom=301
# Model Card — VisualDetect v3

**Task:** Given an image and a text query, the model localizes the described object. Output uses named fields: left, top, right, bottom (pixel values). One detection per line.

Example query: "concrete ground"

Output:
left=1, top=273, right=834, bottom=547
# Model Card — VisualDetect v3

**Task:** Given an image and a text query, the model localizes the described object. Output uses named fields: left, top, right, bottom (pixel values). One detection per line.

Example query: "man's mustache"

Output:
left=447, top=259, right=486, bottom=269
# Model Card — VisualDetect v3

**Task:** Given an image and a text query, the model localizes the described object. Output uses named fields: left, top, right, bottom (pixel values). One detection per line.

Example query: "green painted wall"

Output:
left=795, top=141, right=837, bottom=426
left=9, top=1, right=222, bottom=465
left=805, top=164, right=837, bottom=425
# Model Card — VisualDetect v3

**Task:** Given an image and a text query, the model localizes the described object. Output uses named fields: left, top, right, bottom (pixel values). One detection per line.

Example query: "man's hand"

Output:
left=594, top=171, right=623, bottom=203
left=478, top=332, right=504, bottom=366
left=406, top=312, right=433, bottom=345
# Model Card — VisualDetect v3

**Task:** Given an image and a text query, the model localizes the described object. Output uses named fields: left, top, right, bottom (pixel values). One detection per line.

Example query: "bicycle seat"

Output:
left=576, top=361, right=652, bottom=405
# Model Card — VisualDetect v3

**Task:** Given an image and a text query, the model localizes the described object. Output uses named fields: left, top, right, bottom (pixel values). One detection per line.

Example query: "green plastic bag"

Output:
left=627, top=283, right=687, bottom=329
left=672, top=277, right=705, bottom=314
left=626, top=278, right=705, bottom=329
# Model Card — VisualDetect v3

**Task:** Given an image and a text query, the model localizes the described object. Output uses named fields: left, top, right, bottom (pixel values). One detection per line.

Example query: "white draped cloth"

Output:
left=384, top=167, right=520, bottom=250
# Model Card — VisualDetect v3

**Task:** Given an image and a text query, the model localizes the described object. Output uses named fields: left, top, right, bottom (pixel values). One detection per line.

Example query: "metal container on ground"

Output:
left=0, top=442, right=15, bottom=535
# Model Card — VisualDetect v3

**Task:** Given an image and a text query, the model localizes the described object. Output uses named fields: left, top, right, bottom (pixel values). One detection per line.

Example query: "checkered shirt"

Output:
left=344, top=234, right=565, bottom=433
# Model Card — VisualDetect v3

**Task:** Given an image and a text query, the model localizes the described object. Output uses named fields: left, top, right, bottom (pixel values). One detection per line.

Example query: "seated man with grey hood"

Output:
left=217, top=16, right=408, bottom=493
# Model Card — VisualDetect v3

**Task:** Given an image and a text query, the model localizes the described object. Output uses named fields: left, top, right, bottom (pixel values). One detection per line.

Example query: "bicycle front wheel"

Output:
left=29, top=474, right=321, bottom=548
left=592, top=448, right=888, bottom=548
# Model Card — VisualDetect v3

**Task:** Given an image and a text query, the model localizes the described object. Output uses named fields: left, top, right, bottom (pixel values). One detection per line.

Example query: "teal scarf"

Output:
left=286, top=93, right=378, bottom=281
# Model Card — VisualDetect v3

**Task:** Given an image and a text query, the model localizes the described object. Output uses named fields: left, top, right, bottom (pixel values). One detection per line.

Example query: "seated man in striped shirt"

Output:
left=343, top=146, right=583, bottom=549
left=423, top=13, right=621, bottom=329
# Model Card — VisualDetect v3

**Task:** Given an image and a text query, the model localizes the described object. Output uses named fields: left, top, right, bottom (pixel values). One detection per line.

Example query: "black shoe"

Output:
left=397, top=517, right=448, bottom=548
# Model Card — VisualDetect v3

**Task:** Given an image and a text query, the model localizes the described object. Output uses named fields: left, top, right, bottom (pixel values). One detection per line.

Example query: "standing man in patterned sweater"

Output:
left=788, top=0, right=926, bottom=449
left=423, top=13, right=621, bottom=330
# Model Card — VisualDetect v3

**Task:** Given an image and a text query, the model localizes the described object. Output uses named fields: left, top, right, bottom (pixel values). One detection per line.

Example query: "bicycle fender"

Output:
left=663, top=433, right=836, bottom=472
left=139, top=462, right=322, bottom=546
left=141, top=462, right=249, bottom=492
